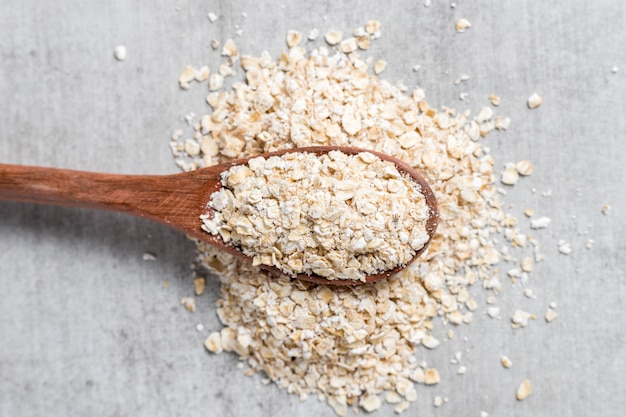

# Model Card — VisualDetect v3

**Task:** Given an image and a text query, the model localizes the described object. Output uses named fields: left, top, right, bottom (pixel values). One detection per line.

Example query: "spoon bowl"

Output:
left=0, top=146, right=438, bottom=285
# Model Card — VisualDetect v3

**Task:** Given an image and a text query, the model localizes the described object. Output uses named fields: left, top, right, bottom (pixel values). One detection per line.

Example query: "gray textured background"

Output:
left=1, top=1, right=624, bottom=416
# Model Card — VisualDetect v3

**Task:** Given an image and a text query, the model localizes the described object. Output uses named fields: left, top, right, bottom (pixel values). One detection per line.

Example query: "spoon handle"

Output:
left=0, top=164, right=215, bottom=228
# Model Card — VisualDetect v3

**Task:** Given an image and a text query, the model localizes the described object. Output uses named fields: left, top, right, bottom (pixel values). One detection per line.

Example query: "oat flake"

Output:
left=516, top=379, right=532, bottom=400
left=527, top=93, right=542, bottom=109
left=113, top=45, right=126, bottom=61
left=455, top=18, right=471, bottom=32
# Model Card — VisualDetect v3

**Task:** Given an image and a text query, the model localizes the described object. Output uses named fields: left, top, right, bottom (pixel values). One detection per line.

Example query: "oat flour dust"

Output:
left=171, top=21, right=541, bottom=415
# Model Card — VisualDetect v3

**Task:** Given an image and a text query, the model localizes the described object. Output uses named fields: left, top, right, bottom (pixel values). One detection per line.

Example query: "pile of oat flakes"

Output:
left=171, top=22, right=541, bottom=415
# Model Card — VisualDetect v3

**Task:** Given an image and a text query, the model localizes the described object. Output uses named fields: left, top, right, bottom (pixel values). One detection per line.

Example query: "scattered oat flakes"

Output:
left=324, top=30, right=343, bottom=45
left=501, top=163, right=520, bottom=185
left=511, top=309, right=532, bottom=328
left=457, top=365, right=467, bottom=375
left=513, top=233, right=528, bottom=247
left=171, top=129, right=183, bottom=141
left=585, top=239, right=595, bottom=249
left=424, top=368, right=441, bottom=385
left=210, top=39, right=220, bottom=49
left=545, top=308, right=558, bottom=322
left=487, top=306, right=500, bottom=318
left=339, top=37, right=358, bottom=54
left=329, top=397, right=347, bottom=416
left=422, top=336, right=441, bottom=349
left=386, top=391, right=403, bottom=404
left=480, top=412, right=489, bottom=417
left=180, top=296, right=196, bottom=312
left=207, top=12, right=218, bottom=22
left=394, top=401, right=410, bottom=414
left=516, top=160, right=534, bottom=176
left=527, top=93, right=542, bottom=109
left=195, top=66, right=210, bottom=82
left=221, top=39, right=238, bottom=57
left=455, top=18, right=471, bottom=32
left=179, top=66, right=197, bottom=89
left=184, top=139, right=200, bottom=156
left=524, top=208, right=534, bottom=217
left=501, top=356, right=513, bottom=368
left=218, top=63, right=234, bottom=78
left=460, top=188, right=479, bottom=204
left=113, top=45, right=126, bottom=61
left=476, top=106, right=494, bottom=122
left=454, top=74, right=470, bottom=85
left=209, top=73, right=224, bottom=91
left=204, top=332, right=222, bottom=353
left=359, top=394, right=382, bottom=412
left=516, top=379, right=532, bottom=401
left=365, top=20, right=381, bottom=34
left=193, top=277, right=206, bottom=295
left=523, top=288, right=534, bottom=298
left=374, top=60, right=388, bottom=75
left=286, top=30, right=303, bottom=48
left=611, top=66, right=619, bottom=73
left=412, top=64, right=421, bottom=72
left=530, top=217, right=551, bottom=229
left=183, top=112, right=195, bottom=125
left=488, top=94, right=501, bottom=106
left=521, top=257, right=533, bottom=272
left=354, top=35, right=370, bottom=50
left=602, top=204, right=611, bottom=215
left=495, top=116, right=511, bottom=130
left=142, top=252, right=156, bottom=261
left=433, top=396, right=444, bottom=407
left=353, top=26, right=366, bottom=37
left=558, top=240, right=572, bottom=255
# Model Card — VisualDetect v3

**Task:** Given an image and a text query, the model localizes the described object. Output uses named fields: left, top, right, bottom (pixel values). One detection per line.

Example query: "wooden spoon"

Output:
left=0, top=146, right=438, bottom=286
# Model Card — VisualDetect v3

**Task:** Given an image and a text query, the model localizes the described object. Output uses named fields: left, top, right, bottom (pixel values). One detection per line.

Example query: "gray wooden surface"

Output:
left=1, top=1, right=624, bottom=416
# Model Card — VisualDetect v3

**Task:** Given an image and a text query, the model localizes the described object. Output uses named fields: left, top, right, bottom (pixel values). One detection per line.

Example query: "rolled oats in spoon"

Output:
left=201, top=149, right=437, bottom=282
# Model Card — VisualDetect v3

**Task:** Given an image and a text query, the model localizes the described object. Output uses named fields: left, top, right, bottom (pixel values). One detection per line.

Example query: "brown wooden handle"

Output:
left=0, top=164, right=199, bottom=223
left=1, top=164, right=141, bottom=211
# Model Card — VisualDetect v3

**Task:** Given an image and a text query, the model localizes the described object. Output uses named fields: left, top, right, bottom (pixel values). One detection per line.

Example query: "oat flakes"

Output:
left=172, top=24, right=540, bottom=415
left=201, top=151, right=431, bottom=281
